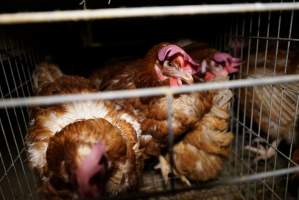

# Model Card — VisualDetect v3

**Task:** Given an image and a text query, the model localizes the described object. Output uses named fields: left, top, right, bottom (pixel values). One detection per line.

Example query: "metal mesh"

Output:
left=0, top=2, right=299, bottom=200
left=228, top=7, right=299, bottom=200
left=0, top=37, right=39, bottom=200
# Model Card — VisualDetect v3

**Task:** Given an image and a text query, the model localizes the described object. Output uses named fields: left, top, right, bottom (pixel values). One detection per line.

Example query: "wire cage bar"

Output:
left=0, top=3, right=299, bottom=24
left=0, top=1, right=299, bottom=200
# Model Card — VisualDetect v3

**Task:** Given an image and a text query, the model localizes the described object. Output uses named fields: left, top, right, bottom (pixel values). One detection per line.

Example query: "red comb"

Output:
left=158, top=44, right=199, bottom=67
left=213, top=52, right=241, bottom=74
left=213, top=52, right=240, bottom=63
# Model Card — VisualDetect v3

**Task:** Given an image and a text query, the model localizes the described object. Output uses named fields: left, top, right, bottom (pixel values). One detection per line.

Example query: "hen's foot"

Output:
left=154, top=155, right=171, bottom=185
left=154, top=155, right=191, bottom=186
left=251, top=137, right=267, bottom=144
left=245, top=139, right=281, bottom=162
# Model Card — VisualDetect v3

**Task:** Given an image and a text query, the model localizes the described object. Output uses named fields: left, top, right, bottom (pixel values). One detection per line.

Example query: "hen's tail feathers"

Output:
left=32, top=62, right=63, bottom=94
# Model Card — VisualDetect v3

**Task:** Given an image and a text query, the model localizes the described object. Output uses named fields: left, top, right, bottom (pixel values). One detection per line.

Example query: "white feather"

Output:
left=28, top=101, right=109, bottom=170
left=43, top=101, right=108, bottom=133
left=141, top=135, right=152, bottom=143
left=120, top=113, right=141, bottom=138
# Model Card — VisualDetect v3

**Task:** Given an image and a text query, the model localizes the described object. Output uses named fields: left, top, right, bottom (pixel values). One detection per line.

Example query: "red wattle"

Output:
left=204, top=72, right=216, bottom=81
left=170, top=78, right=181, bottom=87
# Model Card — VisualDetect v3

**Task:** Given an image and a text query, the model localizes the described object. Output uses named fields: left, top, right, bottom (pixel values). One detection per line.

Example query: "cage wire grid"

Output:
left=0, top=36, right=40, bottom=200
left=227, top=5, right=299, bottom=200
left=0, top=2, right=299, bottom=200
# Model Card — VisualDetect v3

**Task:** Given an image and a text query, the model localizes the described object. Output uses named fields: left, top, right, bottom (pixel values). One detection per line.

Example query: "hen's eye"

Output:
left=163, top=60, right=174, bottom=68
left=163, top=60, right=180, bottom=70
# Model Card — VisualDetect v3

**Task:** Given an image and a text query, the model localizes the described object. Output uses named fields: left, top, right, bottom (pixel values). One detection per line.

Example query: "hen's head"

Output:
left=75, top=142, right=108, bottom=199
left=151, top=43, right=203, bottom=87
left=213, top=52, right=241, bottom=74
left=47, top=119, right=127, bottom=199
left=203, top=52, right=241, bottom=81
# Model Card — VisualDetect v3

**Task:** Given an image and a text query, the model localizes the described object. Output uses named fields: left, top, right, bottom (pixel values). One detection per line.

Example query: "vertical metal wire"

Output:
left=166, top=93, right=175, bottom=190
left=247, top=13, right=261, bottom=200
left=234, top=17, right=243, bottom=178
left=284, top=95, right=299, bottom=200
left=16, top=40, right=32, bottom=97
left=283, top=5, right=295, bottom=199
left=0, top=151, right=15, bottom=199
left=0, top=118, right=23, bottom=197
left=251, top=10, right=271, bottom=200
left=13, top=44, right=36, bottom=197
left=270, top=7, right=295, bottom=200
left=4, top=39, right=28, bottom=138
left=14, top=53, right=30, bottom=100
left=229, top=18, right=236, bottom=175
left=1, top=39, right=33, bottom=195
left=0, top=186, right=6, bottom=200
left=262, top=8, right=283, bottom=199
left=19, top=40, right=34, bottom=95
left=231, top=17, right=237, bottom=172
left=17, top=39, right=39, bottom=192
left=0, top=36, right=43, bottom=198
left=242, top=15, right=254, bottom=200
left=19, top=40, right=35, bottom=96
left=0, top=40, right=27, bottom=141
left=240, top=16, right=252, bottom=181
left=17, top=40, right=37, bottom=186
left=0, top=36, right=35, bottom=198
left=283, top=8, right=294, bottom=74
left=253, top=16, right=263, bottom=199
left=273, top=13, right=282, bottom=75
left=14, top=40, right=32, bottom=121
left=253, top=14, right=261, bottom=75
left=262, top=13, right=271, bottom=75
left=270, top=89, right=284, bottom=200
left=251, top=11, right=272, bottom=196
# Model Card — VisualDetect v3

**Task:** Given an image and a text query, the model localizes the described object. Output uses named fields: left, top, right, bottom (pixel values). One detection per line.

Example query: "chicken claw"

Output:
left=251, top=137, right=267, bottom=144
left=245, top=139, right=281, bottom=162
left=177, top=173, right=191, bottom=186
left=154, top=155, right=191, bottom=186
left=154, top=155, right=171, bottom=185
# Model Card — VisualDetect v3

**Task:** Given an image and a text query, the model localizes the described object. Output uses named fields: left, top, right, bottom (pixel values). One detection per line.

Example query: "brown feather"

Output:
left=32, top=62, right=63, bottom=94
left=27, top=64, right=143, bottom=198
left=90, top=43, right=234, bottom=183
left=240, top=49, right=299, bottom=144
left=162, top=89, right=234, bottom=182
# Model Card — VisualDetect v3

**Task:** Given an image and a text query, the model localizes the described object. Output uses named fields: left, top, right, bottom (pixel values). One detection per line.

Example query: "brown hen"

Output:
left=90, top=43, right=209, bottom=156
left=26, top=63, right=143, bottom=199
left=239, top=48, right=299, bottom=161
left=90, top=43, right=235, bottom=185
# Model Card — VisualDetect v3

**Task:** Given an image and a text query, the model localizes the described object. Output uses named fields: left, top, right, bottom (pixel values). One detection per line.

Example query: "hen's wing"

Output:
left=90, top=58, right=135, bottom=90
left=156, top=89, right=234, bottom=184
left=32, top=62, right=63, bottom=94
left=240, top=49, right=299, bottom=160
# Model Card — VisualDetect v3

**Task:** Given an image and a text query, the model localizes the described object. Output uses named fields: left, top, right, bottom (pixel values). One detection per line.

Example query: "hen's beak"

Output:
left=175, top=69, right=194, bottom=85
left=162, top=64, right=194, bottom=85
